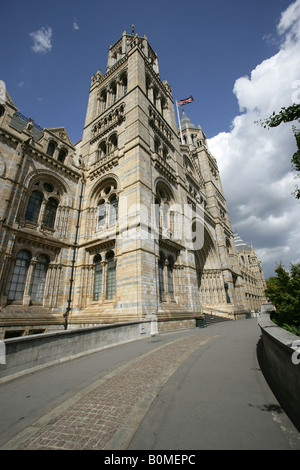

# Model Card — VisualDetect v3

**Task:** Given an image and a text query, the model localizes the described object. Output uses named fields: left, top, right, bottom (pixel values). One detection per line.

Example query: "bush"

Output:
left=265, top=262, right=300, bottom=335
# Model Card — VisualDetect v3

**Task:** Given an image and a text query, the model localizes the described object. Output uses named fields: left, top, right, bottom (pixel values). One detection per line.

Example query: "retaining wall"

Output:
left=258, top=314, right=300, bottom=430
left=0, top=317, right=158, bottom=383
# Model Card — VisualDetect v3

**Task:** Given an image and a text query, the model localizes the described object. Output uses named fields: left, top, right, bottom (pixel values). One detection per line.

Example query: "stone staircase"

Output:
left=196, top=308, right=235, bottom=328
left=203, top=312, right=233, bottom=326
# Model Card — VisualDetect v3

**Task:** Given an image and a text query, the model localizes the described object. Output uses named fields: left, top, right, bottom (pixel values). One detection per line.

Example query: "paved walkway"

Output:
left=1, top=318, right=299, bottom=450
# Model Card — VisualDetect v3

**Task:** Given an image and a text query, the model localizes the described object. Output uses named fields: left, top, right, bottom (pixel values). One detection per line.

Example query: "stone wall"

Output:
left=0, top=317, right=158, bottom=383
left=258, top=314, right=300, bottom=430
left=158, top=318, right=196, bottom=333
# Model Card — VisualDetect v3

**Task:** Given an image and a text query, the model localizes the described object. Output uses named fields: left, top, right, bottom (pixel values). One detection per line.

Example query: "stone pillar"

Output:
left=37, top=200, right=46, bottom=229
left=101, top=260, right=107, bottom=301
left=23, top=258, right=37, bottom=306
left=0, top=254, right=13, bottom=307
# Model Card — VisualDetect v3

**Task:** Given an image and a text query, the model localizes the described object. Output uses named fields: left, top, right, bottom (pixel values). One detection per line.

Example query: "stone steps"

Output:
left=201, top=313, right=233, bottom=327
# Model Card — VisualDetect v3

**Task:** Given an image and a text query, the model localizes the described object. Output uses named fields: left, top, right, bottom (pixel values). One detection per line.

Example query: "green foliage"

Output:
left=258, top=104, right=300, bottom=128
left=265, top=262, right=300, bottom=335
left=256, top=104, right=300, bottom=199
left=291, top=126, right=300, bottom=199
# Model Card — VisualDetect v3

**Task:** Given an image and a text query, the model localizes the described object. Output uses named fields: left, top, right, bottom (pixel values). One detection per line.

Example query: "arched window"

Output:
left=7, top=250, right=31, bottom=301
left=96, top=181, right=118, bottom=230
left=98, top=200, right=106, bottom=227
left=162, top=146, right=168, bottom=160
left=121, top=73, right=127, bottom=96
left=46, top=141, right=56, bottom=157
left=43, top=198, right=58, bottom=229
left=100, top=90, right=107, bottom=111
left=110, top=81, right=117, bottom=103
left=155, top=182, right=174, bottom=238
left=109, top=133, right=118, bottom=152
left=109, top=195, right=118, bottom=225
left=30, top=255, right=49, bottom=302
left=106, top=251, right=116, bottom=299
left=93, top=255, right=103, bottom=301
left=98, top=141, right=107, bottom=159
left=58, top=148, right=67, bottom=164
left=25, top=190, right=43, bottom=223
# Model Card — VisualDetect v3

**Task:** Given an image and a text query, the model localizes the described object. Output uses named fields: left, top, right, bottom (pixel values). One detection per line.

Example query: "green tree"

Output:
left=257, top=103, right=300, bottom=199
left=265, top=262, right=300, bottom=335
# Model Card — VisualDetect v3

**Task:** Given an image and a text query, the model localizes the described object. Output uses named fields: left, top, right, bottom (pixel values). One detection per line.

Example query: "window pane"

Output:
left=109, top=196, right=118, bottom=225
left=7, top=250, right=31, bottom=301
left=43, top=198, right=58, bottom=228
left=106, top=261, right=116, bottom=299
left=31, top=256, right=48, bottom=302
left=168, top=265, right=174, bottom=296
left=93, top=262, right=103, bottom=300
left=58, top=149, right=67, bottom=163
left=47, top=142, right=56, bottom=156
left=25, top=191, right=43, bottom=223
left=158, top=261, right=164, bottom=299
left=98, top=201, right=106, bottom=227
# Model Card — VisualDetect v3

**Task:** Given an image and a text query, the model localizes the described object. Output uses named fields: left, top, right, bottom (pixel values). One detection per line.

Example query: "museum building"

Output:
left=0, top=29, right=266, bottom=338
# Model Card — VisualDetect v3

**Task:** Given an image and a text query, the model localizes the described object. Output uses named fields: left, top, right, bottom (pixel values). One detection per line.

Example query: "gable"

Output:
left=45, top=127, right=74, bottom=148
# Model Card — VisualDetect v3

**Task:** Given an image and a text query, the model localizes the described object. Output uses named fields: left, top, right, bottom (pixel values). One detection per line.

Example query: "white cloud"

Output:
left=277, top=0, right=300, bottom=43
left=29, top=26, right=52, bottom=53
left=73, top=19, right=80, bottom=30
left=208, top=0, right=300, bottom=278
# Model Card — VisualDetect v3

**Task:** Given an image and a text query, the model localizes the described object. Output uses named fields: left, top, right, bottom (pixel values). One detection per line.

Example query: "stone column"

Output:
left=101, top=260, right=107, bottom=301
left=23, top=258, right=37, bottom=306
left=37, top=200, right=46, bottom=229
left=0, top=254, right=13, bottom=307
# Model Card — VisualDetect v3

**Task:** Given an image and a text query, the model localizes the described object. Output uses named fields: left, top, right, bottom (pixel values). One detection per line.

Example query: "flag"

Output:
left=177, top=95, right=194, bottom=106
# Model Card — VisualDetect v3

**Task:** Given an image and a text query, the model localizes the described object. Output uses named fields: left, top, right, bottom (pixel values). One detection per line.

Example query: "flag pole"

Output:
left=176, top=100, right=183, bottom=144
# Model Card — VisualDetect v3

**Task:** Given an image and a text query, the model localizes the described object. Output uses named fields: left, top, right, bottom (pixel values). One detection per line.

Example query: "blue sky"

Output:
left=1, top=0, right=300, bottom=278
left=1, top=0, right=292, bottom=143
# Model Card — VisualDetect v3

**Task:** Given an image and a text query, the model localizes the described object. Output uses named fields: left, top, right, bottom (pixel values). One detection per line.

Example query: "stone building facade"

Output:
left=0, top=30, right=266, bottom=338
left=233, top=233, right=266, bottom=311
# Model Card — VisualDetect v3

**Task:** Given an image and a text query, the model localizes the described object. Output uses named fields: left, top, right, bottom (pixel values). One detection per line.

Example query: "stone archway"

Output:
left=195, top=228, right=226, bottom=307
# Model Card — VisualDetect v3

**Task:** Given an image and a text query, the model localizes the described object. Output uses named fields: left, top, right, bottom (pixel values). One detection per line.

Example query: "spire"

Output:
left=180, top=110, right=197, bottom=130
left=233, top=232, right=250, bottom=251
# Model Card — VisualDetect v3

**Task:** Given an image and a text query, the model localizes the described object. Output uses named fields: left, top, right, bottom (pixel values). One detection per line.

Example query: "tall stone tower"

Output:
left=68, top=28, right=248, bottom=329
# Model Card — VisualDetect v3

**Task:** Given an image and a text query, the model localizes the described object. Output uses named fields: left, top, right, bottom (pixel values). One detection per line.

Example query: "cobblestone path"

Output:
left=7, top=334, right=215, bottom=450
